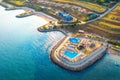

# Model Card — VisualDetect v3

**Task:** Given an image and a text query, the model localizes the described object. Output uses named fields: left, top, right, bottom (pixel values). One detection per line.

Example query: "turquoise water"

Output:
left=0, top=6, right=120, bottom=80
left=69, top=37, right=81, bottom=44
left=64, top=51, right=78, bottom=58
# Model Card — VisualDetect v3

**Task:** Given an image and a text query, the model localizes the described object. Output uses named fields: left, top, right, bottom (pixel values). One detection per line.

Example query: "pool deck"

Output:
left=50, top=36, right=108, bottom=71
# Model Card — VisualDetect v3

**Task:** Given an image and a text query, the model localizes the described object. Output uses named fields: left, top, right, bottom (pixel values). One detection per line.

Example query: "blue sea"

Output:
left=0, top=6, right=120, bottom=80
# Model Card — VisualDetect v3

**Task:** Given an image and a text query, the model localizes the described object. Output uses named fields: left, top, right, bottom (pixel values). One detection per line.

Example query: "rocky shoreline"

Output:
left=37, top=27, right=67, bottom=36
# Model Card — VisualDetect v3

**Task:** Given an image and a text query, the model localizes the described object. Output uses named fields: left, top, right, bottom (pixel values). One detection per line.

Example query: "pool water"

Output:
left=64, top=51, right=78, bottom=58
left=69, top=37, right=81, bottom=44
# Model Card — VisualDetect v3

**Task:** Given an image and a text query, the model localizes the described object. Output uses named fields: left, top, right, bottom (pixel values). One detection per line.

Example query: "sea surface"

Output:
left=0, top=6, right=120, bottom=80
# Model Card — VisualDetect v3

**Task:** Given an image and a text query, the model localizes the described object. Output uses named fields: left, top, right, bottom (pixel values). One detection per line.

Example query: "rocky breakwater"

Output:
left=16, top=11, right=34, bottom=18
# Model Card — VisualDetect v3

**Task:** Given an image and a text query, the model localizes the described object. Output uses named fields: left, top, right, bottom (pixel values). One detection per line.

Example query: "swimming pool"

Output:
left=69, top=37, right=81, bottom=44
left=64, top=51, right=78, bottom=58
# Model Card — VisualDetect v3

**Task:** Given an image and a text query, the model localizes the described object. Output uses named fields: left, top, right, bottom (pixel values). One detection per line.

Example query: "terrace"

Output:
left=50, top=35, right=107, bottom=71
left=54, top=36, right=103, bottom=63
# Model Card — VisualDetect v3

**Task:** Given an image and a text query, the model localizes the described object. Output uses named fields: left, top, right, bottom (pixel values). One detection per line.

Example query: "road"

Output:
left=85, top=3, right=119, bottom=24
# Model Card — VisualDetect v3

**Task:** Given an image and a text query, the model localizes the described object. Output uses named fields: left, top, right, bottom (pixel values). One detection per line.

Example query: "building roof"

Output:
left=59, top=11, right=73, bottom=18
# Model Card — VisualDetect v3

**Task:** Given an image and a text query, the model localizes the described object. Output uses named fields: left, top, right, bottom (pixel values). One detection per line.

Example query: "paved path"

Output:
left=34, top=12, right=57, bottom=21
left=57, top=45, right=107, bottom=66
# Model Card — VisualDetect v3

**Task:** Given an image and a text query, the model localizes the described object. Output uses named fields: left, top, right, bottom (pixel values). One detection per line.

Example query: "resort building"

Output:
left=57, top=11, right=73, bottom=22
